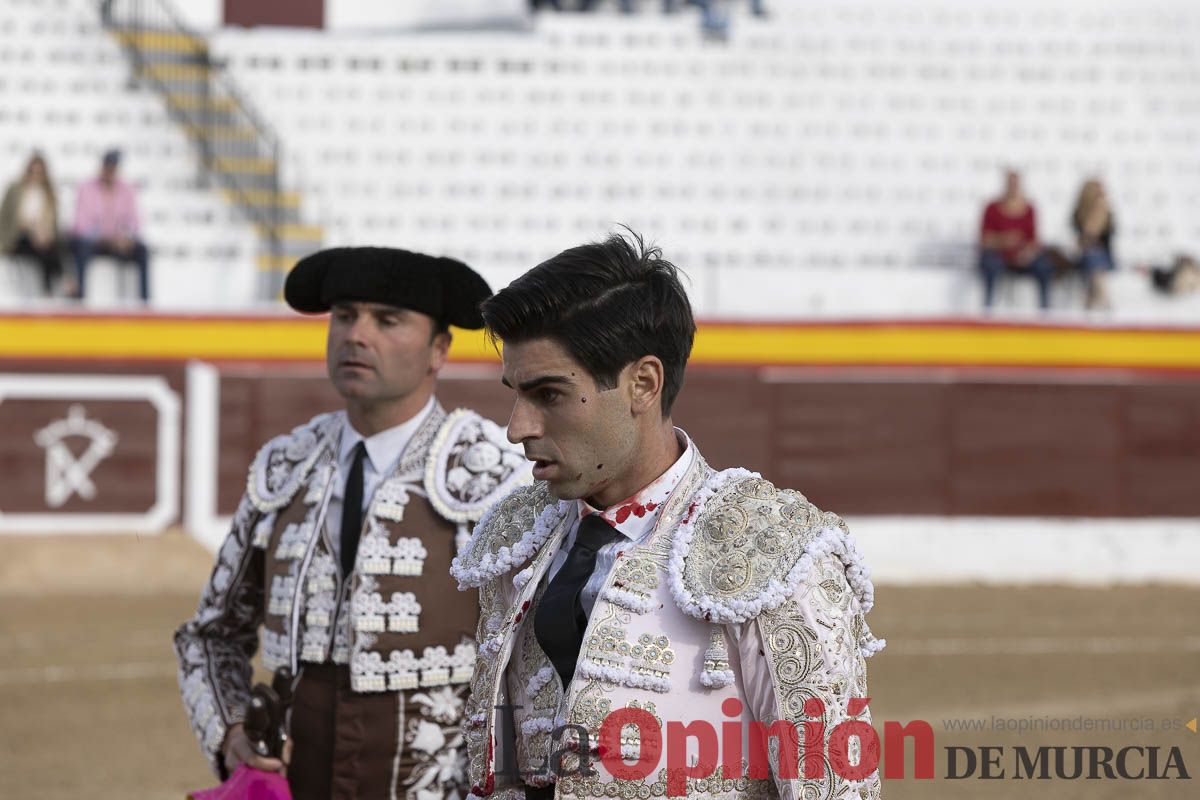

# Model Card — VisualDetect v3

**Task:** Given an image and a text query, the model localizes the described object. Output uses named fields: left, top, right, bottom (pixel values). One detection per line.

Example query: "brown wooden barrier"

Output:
left=1, top=360, right=1196, bottom=525
left=212, top=365, right=1200, bottom=518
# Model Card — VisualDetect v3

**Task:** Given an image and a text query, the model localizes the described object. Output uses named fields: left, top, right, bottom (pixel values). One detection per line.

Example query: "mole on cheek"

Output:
left=596, top=464, right=603, bottom=470
left=581, top=397, right=587, bottom=404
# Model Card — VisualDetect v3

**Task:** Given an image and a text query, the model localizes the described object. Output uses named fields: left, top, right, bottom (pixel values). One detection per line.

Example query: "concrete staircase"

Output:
left=104, top=0, right=321, bottom=296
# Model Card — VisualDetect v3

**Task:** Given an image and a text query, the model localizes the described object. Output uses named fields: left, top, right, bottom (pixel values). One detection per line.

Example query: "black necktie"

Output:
left=339, top=442, right=367, bottom=578
left=534, top=514, right=623, bottom=688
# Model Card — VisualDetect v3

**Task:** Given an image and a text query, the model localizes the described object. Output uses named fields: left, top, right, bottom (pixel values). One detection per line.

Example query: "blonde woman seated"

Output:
left=1072, top=178, right=1117, bottom=310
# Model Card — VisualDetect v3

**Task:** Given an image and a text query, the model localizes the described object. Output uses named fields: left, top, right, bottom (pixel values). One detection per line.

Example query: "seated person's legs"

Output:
left=70, top=235, right=96, bottom=299
left=71, top=237, right=150, bottom=301
left=11, top=234, right=63, bottom=296
left=130, top=239, right=150, bottom=301
left=1079, top=246, right=1113, bottom=309
left=1027, top=249, right=1054, bottom=310
left=1079, top=246, right=1113, bottom=275
left=979, top=249, right=1008, bottom=308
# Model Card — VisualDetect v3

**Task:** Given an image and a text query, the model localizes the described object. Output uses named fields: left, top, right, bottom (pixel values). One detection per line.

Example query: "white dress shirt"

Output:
left=325, top=396, right=436, bottom=561
left=547, top=429, right=695, bottom=616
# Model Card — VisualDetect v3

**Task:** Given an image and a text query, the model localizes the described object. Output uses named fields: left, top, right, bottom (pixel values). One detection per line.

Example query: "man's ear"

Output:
left=430, top=330, right=452, bottom=372
left=627, top=355, right=665, bottom=416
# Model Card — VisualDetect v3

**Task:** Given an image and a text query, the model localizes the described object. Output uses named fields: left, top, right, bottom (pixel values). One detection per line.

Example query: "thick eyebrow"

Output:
left=500, top=374, right=573, bottom=391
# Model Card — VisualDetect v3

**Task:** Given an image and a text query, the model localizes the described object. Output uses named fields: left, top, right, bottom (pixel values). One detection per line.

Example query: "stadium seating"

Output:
left=0, top=0, right=258, bottom=307
left=3, top=0, right=1199, bottom=317
left=207, top=0, right=1200, bottom=318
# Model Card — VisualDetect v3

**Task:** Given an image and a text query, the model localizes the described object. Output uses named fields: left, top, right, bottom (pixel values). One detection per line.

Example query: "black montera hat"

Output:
left=284, top=247, right=492, bottom=329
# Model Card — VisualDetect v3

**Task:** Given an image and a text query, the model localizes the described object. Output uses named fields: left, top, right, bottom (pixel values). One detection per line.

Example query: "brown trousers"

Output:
left=288, top=664, right=402, bottom=800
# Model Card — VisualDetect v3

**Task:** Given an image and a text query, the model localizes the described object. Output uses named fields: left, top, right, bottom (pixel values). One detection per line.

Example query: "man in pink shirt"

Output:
left=71, top=149, right=150, bottom=301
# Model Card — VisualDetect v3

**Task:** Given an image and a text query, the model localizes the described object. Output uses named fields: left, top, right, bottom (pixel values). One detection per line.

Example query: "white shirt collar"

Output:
left=338, top=395, right=436, bottom=477
left=578, top=428, right=695, bottom=544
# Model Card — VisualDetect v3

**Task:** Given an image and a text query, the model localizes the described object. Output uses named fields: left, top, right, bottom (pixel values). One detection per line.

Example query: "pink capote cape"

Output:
left=187, top=765, right=291, bottom=800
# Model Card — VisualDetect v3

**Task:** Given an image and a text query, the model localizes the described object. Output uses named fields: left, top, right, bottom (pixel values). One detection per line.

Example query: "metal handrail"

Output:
left=99, top=0, right=284, bottom=274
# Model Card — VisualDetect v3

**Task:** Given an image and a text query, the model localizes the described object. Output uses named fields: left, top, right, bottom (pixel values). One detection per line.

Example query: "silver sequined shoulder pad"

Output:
left=246, top=411, right=340, bottom=513
left=424, top=408, right=534, bottom=524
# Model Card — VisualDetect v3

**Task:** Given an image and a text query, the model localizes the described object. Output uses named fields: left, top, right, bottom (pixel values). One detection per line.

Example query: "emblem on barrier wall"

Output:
left=33, top=404, right=118, bottom=508
left=0, top=373, right=181, bottom=533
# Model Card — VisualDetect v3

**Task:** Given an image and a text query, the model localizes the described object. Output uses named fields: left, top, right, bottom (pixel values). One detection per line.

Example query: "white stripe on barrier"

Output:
left=850, top=516, right=1200, bottom=585
left=887, top=635, right=1200, bottom=657
left=184, top=361, right=230, bottom=552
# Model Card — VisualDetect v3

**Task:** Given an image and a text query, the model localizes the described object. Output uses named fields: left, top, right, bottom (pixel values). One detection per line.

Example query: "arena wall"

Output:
left=2, top=312, right=1197, bottom=582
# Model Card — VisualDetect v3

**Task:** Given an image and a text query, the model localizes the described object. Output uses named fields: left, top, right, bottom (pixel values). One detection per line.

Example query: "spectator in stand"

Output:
left=979, top=169, right=1054, bottom=310
left=70, top=149, right=150, bottom=302
left=577, top=0, right=636, bottom=11
left=664, top=1, right=766, bottom=16
left=1072, top=178, right=1116, bottom=310
left=0, top=152, right=64, bottom=296
left=547, top=1, right=767, bottom=18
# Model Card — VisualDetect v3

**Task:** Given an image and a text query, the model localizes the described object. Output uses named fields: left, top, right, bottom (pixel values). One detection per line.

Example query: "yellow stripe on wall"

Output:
left=0, top=316, right=329, bottom=360
left=694, top=324, right=1200, bottom=369
left=0, top=315, right=1198, bottom=370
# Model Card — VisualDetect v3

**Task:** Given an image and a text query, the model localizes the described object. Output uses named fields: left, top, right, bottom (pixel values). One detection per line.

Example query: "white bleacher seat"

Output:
left=79, top=255, right=141, bottom=308
left=0, top=0, right=260, bottom=308
left=233, top=0, right=1193, bottom=319
left=5, top=0, right=1199, bottom=317
left=0, top=254, right=46, bottom=303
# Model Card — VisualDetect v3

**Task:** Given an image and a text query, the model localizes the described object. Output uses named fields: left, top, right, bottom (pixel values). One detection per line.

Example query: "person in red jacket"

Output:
left=979, top=170, right=1054, bottom=309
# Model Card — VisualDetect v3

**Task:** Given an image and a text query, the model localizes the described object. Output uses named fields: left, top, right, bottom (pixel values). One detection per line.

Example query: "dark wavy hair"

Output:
left=481, top=230, right=695, bottom=415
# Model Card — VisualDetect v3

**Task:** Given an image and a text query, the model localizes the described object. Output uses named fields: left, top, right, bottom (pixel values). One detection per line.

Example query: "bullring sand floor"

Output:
left=0, top=533, right=1196, bottom=799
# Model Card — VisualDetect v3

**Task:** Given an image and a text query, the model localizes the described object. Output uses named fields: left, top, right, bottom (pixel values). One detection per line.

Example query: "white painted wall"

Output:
left=172, top=0, right=528, bottom=33
left=171, top=0, right=221, bottom=31
left=326, top=0, right=527, bottom=31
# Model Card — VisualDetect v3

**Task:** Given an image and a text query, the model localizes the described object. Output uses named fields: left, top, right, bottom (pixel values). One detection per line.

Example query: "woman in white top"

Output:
left=0, top=152, right=64, bottom=295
